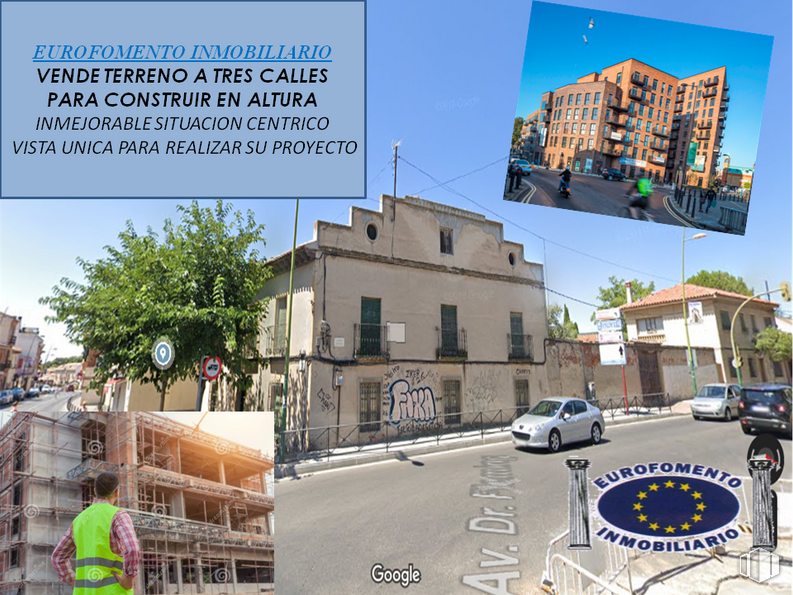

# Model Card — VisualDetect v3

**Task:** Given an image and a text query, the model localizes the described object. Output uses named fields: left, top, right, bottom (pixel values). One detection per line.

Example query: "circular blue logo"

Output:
left=151, top=338, right=175, bottom=370
left=597, top=476, right=740, bottom=539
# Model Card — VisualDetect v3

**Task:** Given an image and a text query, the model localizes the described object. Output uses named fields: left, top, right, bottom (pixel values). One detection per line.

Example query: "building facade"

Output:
left=519, top=108, right=544, bottom=164
left=0, top=315, right=21, bottom=390
left=540, top=59, right=729, bottom=185
left=621, top=284, right=789, bottom=384
left=0, top=412, right=274, bottom=595
left=12, top=329, right=44, bottom=391
left=254, top=195, right=549, bottom=449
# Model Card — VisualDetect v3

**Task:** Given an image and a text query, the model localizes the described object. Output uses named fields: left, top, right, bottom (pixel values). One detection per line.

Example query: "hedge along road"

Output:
left=275, top=415, right=789, bottom=594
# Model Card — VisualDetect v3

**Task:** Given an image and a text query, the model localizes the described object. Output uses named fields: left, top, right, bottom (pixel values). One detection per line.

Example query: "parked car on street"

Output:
left=602, top=168, right=626, bottom=181
left=511, top=397, right=605, bottom=453
left=40, top=385, right=52, bottom=394
left=26, top=387, right=40, bottom=399
left=691, top=383, right=741, bottom=421
left=739, top=385, right=791, bottom=436
left=11, top=387, right=24, bottom=402
left=0, top=390, right=14, bottom=406
left=510, top=159, right=532, bottom=175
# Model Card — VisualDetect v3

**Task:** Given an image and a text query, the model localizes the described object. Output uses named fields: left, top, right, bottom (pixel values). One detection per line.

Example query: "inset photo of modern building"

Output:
left=505, top=2, right=772, bottom=235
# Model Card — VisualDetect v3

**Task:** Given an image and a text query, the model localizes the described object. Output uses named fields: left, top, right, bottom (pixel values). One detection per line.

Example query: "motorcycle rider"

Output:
left=558, top=166, right=572, bottom=192
left=628, top=177, right=653, bottom=220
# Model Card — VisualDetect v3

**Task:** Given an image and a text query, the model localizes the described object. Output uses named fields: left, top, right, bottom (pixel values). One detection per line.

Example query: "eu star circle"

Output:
left=152, top=337, right=175, bottom=371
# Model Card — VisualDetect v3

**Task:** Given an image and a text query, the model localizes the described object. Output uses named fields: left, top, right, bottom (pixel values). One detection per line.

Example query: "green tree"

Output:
left=41, top=355, right=83, bottom=370
left=592, top=276, right=655, bottom=320
left=754, top=327, right=792, bottom=364
left=685, top=270, right=753, bottom=296
left=512, top=117, right=524, bottom=148
left=548, top=304, right=579, bottom=339
left=41, top=200, right=272, bottom=411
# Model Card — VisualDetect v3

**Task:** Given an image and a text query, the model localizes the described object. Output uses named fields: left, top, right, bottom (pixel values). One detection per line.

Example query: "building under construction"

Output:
left=0, top=412, right=274, bottom=595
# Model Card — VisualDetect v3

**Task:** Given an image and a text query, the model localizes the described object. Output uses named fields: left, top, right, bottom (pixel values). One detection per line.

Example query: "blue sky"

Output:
left=515, top=2, right=774, bottom=168
left=0, top=0, right=791, bottom=359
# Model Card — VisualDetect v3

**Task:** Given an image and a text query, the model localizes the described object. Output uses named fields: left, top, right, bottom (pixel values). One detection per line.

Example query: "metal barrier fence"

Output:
left=277, top=394, right=674, bottom=464
left=589, top=392, right=672, bottom=419
left=719, top=205, right=748, bottom=234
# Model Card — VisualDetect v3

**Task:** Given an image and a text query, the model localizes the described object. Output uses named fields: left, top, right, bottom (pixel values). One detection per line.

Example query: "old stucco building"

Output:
left=254, top=195, right=549, bottom=446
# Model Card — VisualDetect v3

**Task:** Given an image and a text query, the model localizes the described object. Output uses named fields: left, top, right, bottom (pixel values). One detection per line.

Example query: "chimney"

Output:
left=626, top=282, right=633, bottom=305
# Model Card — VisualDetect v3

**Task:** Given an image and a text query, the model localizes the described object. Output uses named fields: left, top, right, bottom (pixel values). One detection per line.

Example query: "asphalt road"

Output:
left=1, top=390, right=79, bottom=412
left=276, top=415, right=791, bottom=595
left=505, top=169, right=692, bottom=227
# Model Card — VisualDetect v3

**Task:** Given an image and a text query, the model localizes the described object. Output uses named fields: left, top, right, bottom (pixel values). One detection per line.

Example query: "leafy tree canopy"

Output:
left=41, top=200, right=272, bottom=410
left=512, top=117, right=524, bottom=148
left=591, top=276, right=655, bottom=321
left=548, top=304, right=580, bottom=340
left=686, top=270, right=753, bottom=296
left=754, top=327, right=792, bottom=363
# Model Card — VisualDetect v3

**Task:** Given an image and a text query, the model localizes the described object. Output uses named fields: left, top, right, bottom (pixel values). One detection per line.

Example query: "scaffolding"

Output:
left=0, top=412, right=274, bottom=595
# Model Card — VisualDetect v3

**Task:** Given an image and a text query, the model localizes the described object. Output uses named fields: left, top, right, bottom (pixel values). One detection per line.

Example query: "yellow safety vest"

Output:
left=72, top=503, right=133, bottom=595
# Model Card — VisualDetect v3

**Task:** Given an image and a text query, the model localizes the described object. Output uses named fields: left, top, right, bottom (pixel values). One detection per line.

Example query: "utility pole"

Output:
left=279, top=199, right=300, bottom=464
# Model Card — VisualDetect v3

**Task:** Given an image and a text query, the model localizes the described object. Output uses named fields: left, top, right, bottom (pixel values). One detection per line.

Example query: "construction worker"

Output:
left=52, top=472, right=140, bottom=594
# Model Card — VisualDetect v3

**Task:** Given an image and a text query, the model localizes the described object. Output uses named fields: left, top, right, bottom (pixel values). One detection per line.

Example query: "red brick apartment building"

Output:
left=538, top=59, right=729, bottom=185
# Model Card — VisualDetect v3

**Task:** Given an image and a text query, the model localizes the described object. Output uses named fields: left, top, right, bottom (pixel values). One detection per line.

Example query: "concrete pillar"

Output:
left=230, top=556, right=238, bottom=592
left=175, top=438, right=182, bottom=473
left=162, top=561, right=169, bottom=594
left=565, top=458, right=592, bottom=550
left=748, top=457, right=775, bottom=550
left=224, top=503, right=232, bottom=530
left=219, top=459, right=226, bottom=485
left=196, top=561, right=204, bottom=594
left=176, top=559, right=184, bottom=595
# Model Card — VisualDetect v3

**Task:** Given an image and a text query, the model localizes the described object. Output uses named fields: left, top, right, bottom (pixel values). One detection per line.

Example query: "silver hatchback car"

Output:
left=511, top=397, right=606, bottom=453
left=690, top=383, right=741, bottom=421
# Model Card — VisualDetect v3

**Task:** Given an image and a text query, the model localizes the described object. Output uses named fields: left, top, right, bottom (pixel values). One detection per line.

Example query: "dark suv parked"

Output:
left=738, top=385, right=791, bottom=436
left=602, top=168, right=626, bottom=181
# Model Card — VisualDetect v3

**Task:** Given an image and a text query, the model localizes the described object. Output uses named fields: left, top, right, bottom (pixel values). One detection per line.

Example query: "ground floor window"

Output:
left=515, top=379, right=530, bottom=415
left=773, top=361, right=784, bottom=378
left=359, top=381, right=381, bottom=432
left=443, top=379, right=461, bottom=425
left=236, top=560, right=274, bottom=584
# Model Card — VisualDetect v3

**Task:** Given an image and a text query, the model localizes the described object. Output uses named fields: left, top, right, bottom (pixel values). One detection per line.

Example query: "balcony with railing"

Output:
left=697, top=120, right=713, bottom=129
left=607, top=99, right=629, bottom=112
left=712, top=145, right=721, bottom=152
left=507, top=334, right=533, bottom=361
left=353, top=323, right=389, bottom=358
left=436, top=328, right=467, bottom=359
left=542, top=114, right=552, bottom=123
left=631, top=75, right=647, bottom=86
left=651, top=128, right=669, bottom=138
left=718, top=112, right=727, bottom=120
left=602, top=145, right=623, bottom=156
left=676, top=84, right=687, bottom=93
left=649, top=155, right=666, bottom=165
left=722, top=94, right=730, bottom=102
left=704, top=76, right=719, bottom=87
left=674, top=105, right=683, bottom=113
left=628, top=89, right=645, bottom=101
left=675, top=95, right=684, bottom=103
left=67, top=458, right=119, bottom=480
left=703, top=88, right=718, bottom=98
left=695, top=131, right=711, bottom=141
left=263, top=326, right=285, bottom=358
left=723, top=83, right=730, bottom=92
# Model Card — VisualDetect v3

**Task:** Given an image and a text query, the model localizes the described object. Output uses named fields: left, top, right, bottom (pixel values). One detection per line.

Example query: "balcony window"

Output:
left=439, top=305, right=466, bottom=358
left=356, top=297, right=386, bottom=357
left=440, top=227, right=453, bottom=254
left=720, top=310, right=731, bottom=331
left=443, top=379, right=462, bottom=424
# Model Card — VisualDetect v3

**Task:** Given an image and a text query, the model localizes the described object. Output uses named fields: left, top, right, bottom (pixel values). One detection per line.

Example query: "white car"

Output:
left=510, top=159, right=532, bottom=175
left=691, top=383, right=741, bottom=421
left=40, top=385, right=53, bottom=394
left=511, top=397, right=605, bottom=453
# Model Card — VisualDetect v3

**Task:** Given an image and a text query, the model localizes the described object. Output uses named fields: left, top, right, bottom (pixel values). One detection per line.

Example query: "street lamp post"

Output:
left=682, top=230, right=707, bottom=395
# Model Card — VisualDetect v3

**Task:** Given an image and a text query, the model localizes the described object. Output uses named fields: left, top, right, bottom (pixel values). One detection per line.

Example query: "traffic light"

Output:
left=781, top=282, right=791, bottom=302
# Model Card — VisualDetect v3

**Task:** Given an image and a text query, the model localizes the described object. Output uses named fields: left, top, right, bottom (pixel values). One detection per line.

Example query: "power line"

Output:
left=412, top=156, right=509, bottom=195
left=397, top=155, right=678, bottom=284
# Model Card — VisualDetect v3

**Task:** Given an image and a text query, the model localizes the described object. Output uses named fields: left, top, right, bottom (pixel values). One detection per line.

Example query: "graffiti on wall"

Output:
left=465, top=368, right=502, bottom=411
left=316, top=388, right=335, bottom=413
left=383, top=365, right=442, bottom=433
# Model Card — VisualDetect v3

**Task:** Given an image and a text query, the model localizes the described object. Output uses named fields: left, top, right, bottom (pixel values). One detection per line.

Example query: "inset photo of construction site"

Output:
left=0, top=411, right=274, bottom=595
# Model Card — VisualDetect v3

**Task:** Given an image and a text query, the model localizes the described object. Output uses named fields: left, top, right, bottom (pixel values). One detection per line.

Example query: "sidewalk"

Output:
left=276, top=399, right=693, bottom=479
left=666, top=192, right=748, bottom=233
left=67, top=389, right=101, bottom=412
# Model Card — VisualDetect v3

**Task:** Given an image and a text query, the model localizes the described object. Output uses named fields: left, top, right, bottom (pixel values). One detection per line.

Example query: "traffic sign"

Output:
left=203, top=357, right=222, bottom=381
left=598, top=329, right=623, bottom=344
left=599, top=343, right=627, bottom=366
left=596, top=319, right=623, bottom=331
left=595, top=308, right=622, bottom=321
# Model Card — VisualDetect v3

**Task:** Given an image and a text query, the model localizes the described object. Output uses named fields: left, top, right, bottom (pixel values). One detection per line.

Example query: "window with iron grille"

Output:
left=268, top=382, right=282, bottom=411
left=440, top=228, right=453, bottom=254
left=440, top=305, right=459, bottom=356
left=515, top=379, right=530, bottom=415
left=359, top=297, right=382, bottom=356
left=359, top=381, right=381, bottom=432
left=444, top=380, right=461, bottom=425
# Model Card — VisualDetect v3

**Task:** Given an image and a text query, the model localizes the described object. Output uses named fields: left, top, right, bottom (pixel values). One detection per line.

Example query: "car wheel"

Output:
left=692, top=415, right=700, bottom=421
left=741, top=424, right=752, bottom=435
left=548, top=430, right=562, bottom=453
left=608, top=175, right=613, bottom=180
left=591, top=423, right=602, bottom=445
left=724, top=408, right=732, bottom=422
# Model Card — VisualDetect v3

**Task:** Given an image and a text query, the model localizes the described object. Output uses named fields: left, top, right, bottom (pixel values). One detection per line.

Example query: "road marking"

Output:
left=664, top=195, right=696, bottom=227
left=522, top=182, right=537, bottom=203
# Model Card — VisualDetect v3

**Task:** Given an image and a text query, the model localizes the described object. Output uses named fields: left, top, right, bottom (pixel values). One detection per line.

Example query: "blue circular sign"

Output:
left=597, top=476, right=740, bottom=539
left=151, top=337, right=175, bottom=370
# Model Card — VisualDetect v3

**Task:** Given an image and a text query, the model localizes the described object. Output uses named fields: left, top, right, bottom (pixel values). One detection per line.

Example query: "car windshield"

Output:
left=528, top=400, right=562, bottom=417
left=516, top=160, right=529, bottom=166
left=696, top=386, right=725, bottom=399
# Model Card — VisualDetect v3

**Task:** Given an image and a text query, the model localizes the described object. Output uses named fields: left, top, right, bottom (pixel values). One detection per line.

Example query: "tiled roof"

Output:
left=577, top=333, right=600, bottom=343
left=621, top=284, right=778, bottom=310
